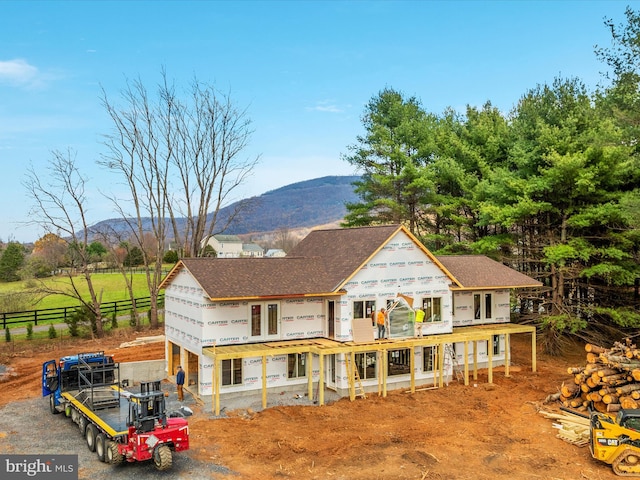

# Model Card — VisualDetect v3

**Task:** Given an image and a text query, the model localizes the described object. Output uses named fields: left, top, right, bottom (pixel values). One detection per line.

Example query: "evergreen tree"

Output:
left=342, top=88, right=439, bottom=235
left=0, top=242, right=25, bottom=282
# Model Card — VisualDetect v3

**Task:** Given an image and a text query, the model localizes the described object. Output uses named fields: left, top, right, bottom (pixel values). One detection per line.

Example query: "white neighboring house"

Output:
left=161, top=225, right=541, bottom=408
left=265, top=248, right=286, bottom=258
left=241, top=243, right=264, bottom=257
left=202, top=235, right=264, bottom=258
left=202, top=234, right=243, bottom=258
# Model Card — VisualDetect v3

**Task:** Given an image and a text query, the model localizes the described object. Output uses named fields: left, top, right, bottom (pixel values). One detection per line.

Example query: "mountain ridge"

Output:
left=90, top=175, right=361, bottom=239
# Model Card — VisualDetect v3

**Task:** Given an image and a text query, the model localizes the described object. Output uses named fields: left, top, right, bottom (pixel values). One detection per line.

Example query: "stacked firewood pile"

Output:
left=553, top=339, right=640, bottom=413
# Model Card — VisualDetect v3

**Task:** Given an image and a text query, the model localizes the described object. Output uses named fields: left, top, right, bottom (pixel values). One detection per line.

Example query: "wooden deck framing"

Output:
left=202, top=323, right=536, bottom=415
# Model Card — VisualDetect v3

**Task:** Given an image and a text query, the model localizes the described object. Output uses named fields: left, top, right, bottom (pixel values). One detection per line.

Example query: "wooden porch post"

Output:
left=262, top=355, right=267, bottom=409
left=487, top=337, right=493, bottom=384
left=463, top=341, right=469, bottom=386
left=318, top=353, right=325, bottom=406
left=504, top=334, right=511, bottom=378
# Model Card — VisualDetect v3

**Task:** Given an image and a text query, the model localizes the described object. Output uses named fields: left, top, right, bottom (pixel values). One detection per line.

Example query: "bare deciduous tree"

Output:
left=23, top=148, right=105, bottom=337
left=99, top=71, right=258, bottom=327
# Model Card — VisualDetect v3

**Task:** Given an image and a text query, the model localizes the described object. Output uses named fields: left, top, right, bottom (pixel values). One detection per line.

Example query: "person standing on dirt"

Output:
left=377, top=308, right=387, bottom=340
left=176, top=365, right=185, bottom=401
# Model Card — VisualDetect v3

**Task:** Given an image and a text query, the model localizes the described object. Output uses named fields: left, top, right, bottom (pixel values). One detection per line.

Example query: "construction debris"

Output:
left=538, top=410, right=590, bottom=447
left=118, top=335, right=165, bottom=348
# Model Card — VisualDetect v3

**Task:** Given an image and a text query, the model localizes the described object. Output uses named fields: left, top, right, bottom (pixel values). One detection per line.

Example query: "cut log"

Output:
left=600, top=386, right=619, bottom=396
left=593, top=401, right=608, bottom=413
left=586, top=377, right=600, bottom=389
left=601, top=373, right=630, bottom=383
left=585, top=344, right=607, bottom=354
left=616, top=383, right=640, bottom=395
left=602, top=393, right=618, bottom=405
left=587, top=352, right=601, bottom=364
left=620, top=396, right=639, bottom=409
left=607, top=403, right=621, bottom=413
left=597, top=368, right=620, bottom=378
left=561, top=384, right=580, bottom=398
left=588, top=392, right=602, bottom=402
left=633, top=369, right=640, bottom=382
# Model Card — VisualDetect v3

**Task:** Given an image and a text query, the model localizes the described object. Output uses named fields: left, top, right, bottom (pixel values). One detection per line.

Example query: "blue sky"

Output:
left=0, top=0, right=634, bottom=242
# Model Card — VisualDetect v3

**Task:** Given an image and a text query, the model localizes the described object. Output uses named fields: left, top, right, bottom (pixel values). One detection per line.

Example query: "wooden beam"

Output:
left=262, top=355, right=267, bottom=409
left=532, top=331, right=537, bottom=372
left=463, top=341, right=469, bottom=386
left=488, top=337, right=493, bottom=384
left=318, top=353, right=325, bottom=406
left=473, top=340, right=478, bottom=381
left=505, top=334, right=511, bottom=378
left=307, top=353, right=313, bottom=400
left=410, top=346, right=415, bottom=393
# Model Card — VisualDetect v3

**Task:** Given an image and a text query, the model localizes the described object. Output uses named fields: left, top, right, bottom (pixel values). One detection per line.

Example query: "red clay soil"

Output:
left=0, top=329, right=619, bottom=479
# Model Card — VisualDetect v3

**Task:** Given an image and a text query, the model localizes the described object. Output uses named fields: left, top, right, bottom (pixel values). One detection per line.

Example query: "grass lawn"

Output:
left=0, top=273, right=154, bottom=311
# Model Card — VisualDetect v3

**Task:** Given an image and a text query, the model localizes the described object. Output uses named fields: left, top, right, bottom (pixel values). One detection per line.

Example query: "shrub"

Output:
left=26, top=323, right=33, bottom=340
left=48, top=323, right=57, bottom=339
left=110, top=311, right=118, bottom=329
left=4, top=327, right=10, bottom=343
left=65, top=305, right=96, bottom=338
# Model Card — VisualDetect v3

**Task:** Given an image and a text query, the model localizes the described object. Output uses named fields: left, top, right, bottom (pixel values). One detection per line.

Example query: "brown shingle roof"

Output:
left=288, top=224, right=403, bottom=286
left=175, top=257, right=342, bottom=300
left=436, top=255, right=542, bottom=289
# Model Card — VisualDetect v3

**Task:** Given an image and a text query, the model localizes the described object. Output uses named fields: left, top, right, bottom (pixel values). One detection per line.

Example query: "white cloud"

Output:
left=0, top=59, right=42, bottom=88
left=308, top=100, right=343, bottom=113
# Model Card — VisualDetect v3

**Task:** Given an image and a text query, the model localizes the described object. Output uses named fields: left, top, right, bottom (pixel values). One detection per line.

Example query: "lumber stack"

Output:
left=556, top=339, right=640, bottom=414
left=538, top=410, right=590, bottom=447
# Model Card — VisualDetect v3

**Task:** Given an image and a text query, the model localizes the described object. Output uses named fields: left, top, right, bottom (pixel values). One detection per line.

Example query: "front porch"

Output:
left=202, top=323, right=537, bottom=415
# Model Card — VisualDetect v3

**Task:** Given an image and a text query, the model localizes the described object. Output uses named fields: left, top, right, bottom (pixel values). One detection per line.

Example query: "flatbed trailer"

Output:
left=42, top=352, right=189, bottom=470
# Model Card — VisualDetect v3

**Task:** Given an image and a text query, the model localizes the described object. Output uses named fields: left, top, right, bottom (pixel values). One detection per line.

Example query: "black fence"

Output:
left=0, top=294, right=164, bottom=329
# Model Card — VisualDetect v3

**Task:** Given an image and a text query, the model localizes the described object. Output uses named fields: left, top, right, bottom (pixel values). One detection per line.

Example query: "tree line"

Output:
left=342, top=8, right=640, bottom=351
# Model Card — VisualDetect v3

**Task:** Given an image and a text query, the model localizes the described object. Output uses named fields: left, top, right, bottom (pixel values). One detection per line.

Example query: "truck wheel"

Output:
left=85, top=424, right=97, bottom=452
left=95, top=434, right=106, bottom=462
left=153, top=445, right=172, bottom=471
left=49, top=395, right=60, bottom=414
left=78, top=416, right=87, bottom=435
left=105, top=441, right=123, bottom=464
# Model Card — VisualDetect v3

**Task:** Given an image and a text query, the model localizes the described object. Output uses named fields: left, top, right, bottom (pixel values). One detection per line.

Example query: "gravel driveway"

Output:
left=0, top=396, right=233, bottom=480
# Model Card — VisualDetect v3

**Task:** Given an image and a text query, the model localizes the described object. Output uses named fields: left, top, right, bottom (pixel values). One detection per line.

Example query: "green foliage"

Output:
left=26, top=323, right=33, bottom=340
left=48, top=323, right=57, bottom=339
left=110, top=311, right=118, bottom=329
left=20, top=256, right=54, bottom=279
left=65, top=305, right=96, bottom=337
left=342, top=87, right=439, bottom=233
left=0, top=242, right=25, bottom=282
left=124, top=246, right=144, bottom=267
left=540, top=314, right=588, bottom=335
left=5, top=327, right=10, bottom=343
left=163, top=250, right=179, bottom=263
left=87, top=241, right=107, bottom=262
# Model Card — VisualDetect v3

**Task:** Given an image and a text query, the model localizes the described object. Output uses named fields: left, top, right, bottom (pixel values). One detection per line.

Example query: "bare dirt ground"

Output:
left=0, top=328, right=620, bottom=480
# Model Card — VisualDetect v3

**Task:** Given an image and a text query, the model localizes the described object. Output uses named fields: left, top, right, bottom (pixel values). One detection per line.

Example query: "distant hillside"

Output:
left=220, top=175, right=361, bottom=234
left=89, top=175, right=361, bottom=238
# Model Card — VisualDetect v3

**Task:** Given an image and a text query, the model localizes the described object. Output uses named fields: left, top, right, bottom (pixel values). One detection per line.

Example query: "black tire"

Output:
left=49, top=395, right=61, bottom=414
left=85, top=424, right=97, bottom=452
left=106, top=440, right=123, bottom=465
left=153, top=444, right=172, bottom=471
left=78, top=416, right=87, bottom=435
left=95, top=434, right=106, bottom=462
